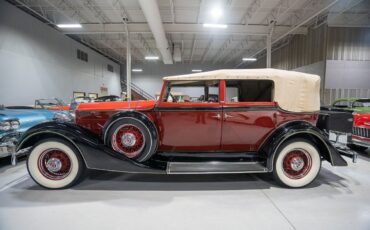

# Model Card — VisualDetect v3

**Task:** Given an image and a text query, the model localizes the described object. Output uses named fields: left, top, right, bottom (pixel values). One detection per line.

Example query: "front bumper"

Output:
left=0, top=132, right=27, bottom=165
left=352, top=135, right=370, bottom=148
left=0, top=132, right=20, bottom=157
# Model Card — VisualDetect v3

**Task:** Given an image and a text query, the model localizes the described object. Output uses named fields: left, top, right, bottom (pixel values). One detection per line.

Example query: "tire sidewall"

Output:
left=273, top=139, right=321, bottom=188
left=107, top=117, right=156, bottom=162
left=27, top=138, right=84, bottom=189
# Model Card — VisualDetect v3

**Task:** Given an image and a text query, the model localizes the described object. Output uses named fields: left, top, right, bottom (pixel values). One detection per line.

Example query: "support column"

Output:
left=126, top=30, right=132, bottom=101
left=266, top=34, right=271, bottom=68
left=266, top=21, right=275, bottom=68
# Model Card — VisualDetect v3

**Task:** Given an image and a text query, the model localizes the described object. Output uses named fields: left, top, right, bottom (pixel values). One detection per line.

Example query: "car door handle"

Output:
left=211, top=114, right=221, bottom=119
left=224, top=113, right=233, bottom=119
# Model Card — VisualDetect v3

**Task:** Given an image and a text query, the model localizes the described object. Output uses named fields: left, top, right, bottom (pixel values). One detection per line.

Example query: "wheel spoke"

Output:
left=111, top=124, right=145, bottom=158
left=37, top=149, right=72, bottom=180
left=282, top=149, right=312, bottom=179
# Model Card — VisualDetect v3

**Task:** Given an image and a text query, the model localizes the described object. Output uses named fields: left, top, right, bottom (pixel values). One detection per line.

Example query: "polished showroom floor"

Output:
left=1, top=151, right=370, bottom=230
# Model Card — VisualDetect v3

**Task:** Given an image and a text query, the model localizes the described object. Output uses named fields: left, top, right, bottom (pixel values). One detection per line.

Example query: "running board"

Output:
left=166, top=161, right=268, bottom=174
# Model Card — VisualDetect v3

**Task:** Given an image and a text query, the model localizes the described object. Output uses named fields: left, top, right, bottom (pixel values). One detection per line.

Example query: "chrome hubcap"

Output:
left=121, top=133, right=136, bottom=147
left=290, top=157, right=305, bottom=171
left=45, top=158, right=62, bottom=173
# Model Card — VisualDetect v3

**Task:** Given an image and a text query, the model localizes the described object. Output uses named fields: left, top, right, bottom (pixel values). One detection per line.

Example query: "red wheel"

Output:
left=107, top=117, right=158, bottom=162
left=273, top=139, right=321, bottom=188
left=111, top=124, right=146, bottom=158
left=27, top=138, right=85, bottom=189
left=37, top=149, right=72, bottom=180
left=282, top=149, right=312, bottom=179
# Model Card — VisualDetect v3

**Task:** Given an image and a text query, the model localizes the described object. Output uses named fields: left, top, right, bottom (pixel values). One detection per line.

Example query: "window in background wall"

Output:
left=77, top=49, right=88, bottom=62
left=88, top=93, right=98, bottom=99
left=107, top=64, right=114, bottom=72
left=73, top=91, right=86, bottom=98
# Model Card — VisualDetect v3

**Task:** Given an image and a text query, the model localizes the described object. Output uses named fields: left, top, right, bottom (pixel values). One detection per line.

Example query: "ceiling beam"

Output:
left=138, top=0, right=173, bottom=64
left=62, top=23, right=307, bottom=35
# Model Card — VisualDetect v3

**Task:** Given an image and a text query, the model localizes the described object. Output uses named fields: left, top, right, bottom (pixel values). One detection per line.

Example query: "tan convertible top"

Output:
left=163, top=68, right=320, bottom=113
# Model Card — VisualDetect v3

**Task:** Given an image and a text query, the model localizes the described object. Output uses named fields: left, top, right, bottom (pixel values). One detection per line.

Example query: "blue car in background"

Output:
left=0, top=104, right=71, bottom=164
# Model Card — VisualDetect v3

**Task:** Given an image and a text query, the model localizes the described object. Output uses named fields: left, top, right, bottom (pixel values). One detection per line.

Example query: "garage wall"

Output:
left=246, top=25, right=327, bottom=70
left=0, top=1, right=121, bottom=106
left=323, top=27, right=370, bottom=104
left=127, top=63, right=233, bottom=97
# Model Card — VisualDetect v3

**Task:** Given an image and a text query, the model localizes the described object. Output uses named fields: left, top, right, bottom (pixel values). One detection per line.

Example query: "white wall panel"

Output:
left=0, top=1, right=121, bottom=106
left=325, top=60, right=370, bottom=89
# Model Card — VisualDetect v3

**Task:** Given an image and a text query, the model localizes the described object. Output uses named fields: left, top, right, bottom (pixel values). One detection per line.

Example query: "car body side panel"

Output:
left=155, top=103, right=223, bottom=152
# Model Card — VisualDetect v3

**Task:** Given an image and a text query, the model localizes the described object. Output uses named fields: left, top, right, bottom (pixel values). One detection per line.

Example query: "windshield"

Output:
left=353, top=100, right=370, bottom=108
left=35, top=99, right=65, bottom=108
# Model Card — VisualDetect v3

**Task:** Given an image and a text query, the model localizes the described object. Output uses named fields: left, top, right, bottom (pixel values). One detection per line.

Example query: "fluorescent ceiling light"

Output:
left=57, top=24, right=82, bottom=28
left=145, top=56, right=159, bottom=60
left=242, top=57, right=257, bottom=61
left=203, top=23, right=228, bottom=29
left=211, top=7, right=223, bottom=19
left=132, top=69, right=143, bottom=72
left=192, top=69, right=202, bottom=72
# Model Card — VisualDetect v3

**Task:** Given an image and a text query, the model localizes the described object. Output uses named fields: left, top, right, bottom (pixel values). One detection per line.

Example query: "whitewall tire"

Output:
left=27, top=138, right=84, bottom=189
left=273, top=139, right=321, bottom=188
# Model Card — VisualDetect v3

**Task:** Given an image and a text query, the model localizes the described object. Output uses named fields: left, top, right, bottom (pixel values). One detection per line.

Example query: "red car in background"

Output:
left=351, top=113, right=370, bottom=151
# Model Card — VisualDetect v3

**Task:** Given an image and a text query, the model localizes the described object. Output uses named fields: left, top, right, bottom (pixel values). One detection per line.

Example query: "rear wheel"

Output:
left=27, top=138, right=85, bottom=189
left=273, top=139, right=321, bottom=188
left=107, top=117, right=156, bottom=162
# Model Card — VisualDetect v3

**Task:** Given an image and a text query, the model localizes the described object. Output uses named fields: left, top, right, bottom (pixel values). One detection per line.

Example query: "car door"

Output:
left=221, top=79, right=277, bottom=152
left=156, top=80, right=222, bottom=152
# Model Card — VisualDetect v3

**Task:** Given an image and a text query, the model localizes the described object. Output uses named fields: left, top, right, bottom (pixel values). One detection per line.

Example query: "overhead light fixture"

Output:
left=57, top=24, right=82, bottom=28
left=242, top=57, right=257, bottom=61
left=192, top=69, right=202, bottom=72
left=145, top=56, right=159, bottom=60
left=203, top=23, right=228, bottom=29
left=211, top=7, right=223, bottom=20
left=132, top=69, right=143, bottom=72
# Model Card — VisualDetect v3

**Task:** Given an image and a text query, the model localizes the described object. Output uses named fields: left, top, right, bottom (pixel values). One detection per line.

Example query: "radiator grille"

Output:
left=353, top=127, right=370, bottom=138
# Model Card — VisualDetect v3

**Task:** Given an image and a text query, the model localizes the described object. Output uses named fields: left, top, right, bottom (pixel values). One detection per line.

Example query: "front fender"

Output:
left=17, top=121, right=164, bottom=174
left=260, top=121, right=347, bottom=171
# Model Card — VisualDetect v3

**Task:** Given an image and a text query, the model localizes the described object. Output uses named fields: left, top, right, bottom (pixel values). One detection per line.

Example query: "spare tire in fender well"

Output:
left=102, top=111, right=159, bottom=152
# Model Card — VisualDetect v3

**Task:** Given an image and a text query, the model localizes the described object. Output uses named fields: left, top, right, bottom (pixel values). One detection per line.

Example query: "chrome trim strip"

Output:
left=167, top=161, right=268, bottom=174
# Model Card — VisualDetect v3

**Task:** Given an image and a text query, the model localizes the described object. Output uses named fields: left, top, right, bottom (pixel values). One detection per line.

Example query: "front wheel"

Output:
left=27, top=138, right=85, bottom=189
left=273, top=139, right=321, bottom=188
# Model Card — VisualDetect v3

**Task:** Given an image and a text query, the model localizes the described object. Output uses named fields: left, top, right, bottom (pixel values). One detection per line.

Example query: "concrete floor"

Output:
left=1, top=152, right=370, bottom=230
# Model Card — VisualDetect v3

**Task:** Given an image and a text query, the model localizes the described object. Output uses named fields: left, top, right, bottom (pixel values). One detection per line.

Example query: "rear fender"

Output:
left=260, top=121, right=347, bottom=171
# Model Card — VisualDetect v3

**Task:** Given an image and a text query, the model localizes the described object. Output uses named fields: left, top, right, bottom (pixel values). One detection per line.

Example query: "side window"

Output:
left=333, top=101, right=350, bottom=107
left=225, top=80, right=273, bottom=102
left=352, top=101, right=363, bottom=107
left=163, top=80, right=219, bottom=103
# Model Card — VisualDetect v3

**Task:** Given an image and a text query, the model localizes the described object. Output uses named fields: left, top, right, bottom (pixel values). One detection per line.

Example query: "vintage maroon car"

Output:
left=17, top=69, right=351, bottom=189
left=350, top=113, right=370, bottom=150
